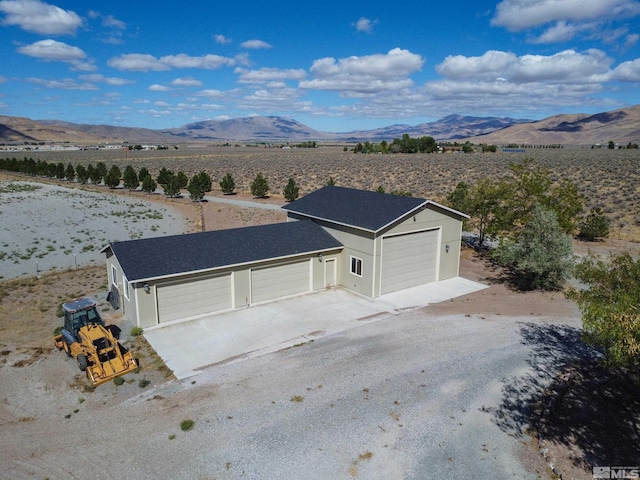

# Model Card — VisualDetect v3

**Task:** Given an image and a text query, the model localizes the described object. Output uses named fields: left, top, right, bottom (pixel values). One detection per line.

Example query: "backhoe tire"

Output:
left=77, top=354, right=88, bottom=372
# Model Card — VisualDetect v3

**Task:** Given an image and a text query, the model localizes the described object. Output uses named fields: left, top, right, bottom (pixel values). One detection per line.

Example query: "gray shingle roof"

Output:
left=107, top=220, right=342, bottom=282
left=282, top=185, right=427, bottom=232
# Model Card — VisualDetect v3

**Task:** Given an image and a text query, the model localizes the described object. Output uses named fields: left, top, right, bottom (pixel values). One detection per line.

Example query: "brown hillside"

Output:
left=468, top=106, right=640, bottom=145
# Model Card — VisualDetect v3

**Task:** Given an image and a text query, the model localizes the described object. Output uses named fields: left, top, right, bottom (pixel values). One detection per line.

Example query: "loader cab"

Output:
left=62, top=297, right=104, bottom=342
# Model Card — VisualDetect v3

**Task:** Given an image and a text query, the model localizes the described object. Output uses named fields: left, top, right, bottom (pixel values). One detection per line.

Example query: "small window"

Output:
left=111, top=265, right=118, bottom=287
left=350, top=256, right=363, bottom=277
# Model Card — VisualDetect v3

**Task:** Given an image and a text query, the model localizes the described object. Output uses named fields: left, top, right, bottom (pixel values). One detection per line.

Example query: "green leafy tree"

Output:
left=162, top=172, right=181, bottom=198
left=545, top=179, right=584, bottom=234
left=176, top=170, right=189, bottom=189
left=75, top=164, right=88, bottom=184
left=219, top=173, right=236, bottom=194
left=418, top=136, right=438, bottom=153
left=492, top=204, right=574, bottom=291
left=250, top=172, right=269, bottom=198
left=283, top=178, right=299, bottom=202
left=608, top=140, right=616, bottom=149
left=65, top=163, right=75, bottom=182
left=141, top=175, right=157, bottom=194
left=156, top=167, right=173, bottom=186
left=568, top=252, right=640, bottom=371
left=578, top=207, right=610, bottom=241
left=123, top=165, right=139, bottom=190
left=465, top=177, right=506, bottom=249
left=446, top=181, right=469, bottom=211
left=493, top=160, right=584, bottom=237
left=104, top=165, right=121, bottom=189
left=496, top=159, right=552, bottom=234
left=446, top=181, right=471, bottom=229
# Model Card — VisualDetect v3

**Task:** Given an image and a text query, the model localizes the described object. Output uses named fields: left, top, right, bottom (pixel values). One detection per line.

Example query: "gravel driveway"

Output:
left=2, top=303, right=583, bottom=479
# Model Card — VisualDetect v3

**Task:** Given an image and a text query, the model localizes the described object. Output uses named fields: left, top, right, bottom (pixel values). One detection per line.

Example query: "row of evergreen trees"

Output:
left=0, top=157, right=304, bottom=202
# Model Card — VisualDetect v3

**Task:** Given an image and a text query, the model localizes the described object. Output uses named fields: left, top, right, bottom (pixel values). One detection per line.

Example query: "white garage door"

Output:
left=381, top=229, right=439, bottom=295
left=157, top=274, right=232, bottom=323
left=251, top=260, right=310, bottom=303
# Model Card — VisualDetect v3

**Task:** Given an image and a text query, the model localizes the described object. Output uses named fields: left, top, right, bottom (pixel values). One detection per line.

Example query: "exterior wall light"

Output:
left=445, top=244, right=450, bottom=253
left=143, top=283, right=150, bottom=293
left=318, top=253, right=323, bottom=262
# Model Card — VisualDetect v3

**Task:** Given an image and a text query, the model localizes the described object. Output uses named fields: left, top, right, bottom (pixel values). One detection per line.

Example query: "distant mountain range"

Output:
left=1, top=105, right=639, bottom=145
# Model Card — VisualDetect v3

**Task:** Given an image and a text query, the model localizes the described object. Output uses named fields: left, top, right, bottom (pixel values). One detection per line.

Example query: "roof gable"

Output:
left=108, top=220, right=342, bottom=282
left=282, top=185, right=427, bottom=232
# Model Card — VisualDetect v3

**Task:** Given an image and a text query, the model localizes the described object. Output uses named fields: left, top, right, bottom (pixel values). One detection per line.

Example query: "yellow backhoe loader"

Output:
left=54, top=297, right=138, bottom=386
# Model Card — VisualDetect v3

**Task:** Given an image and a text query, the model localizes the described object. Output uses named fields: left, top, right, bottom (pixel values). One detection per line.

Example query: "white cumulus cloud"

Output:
left=108, top=53, right=236, bottom=71
left=149, top=84, right=170, bottom=92
left=436, top=49, right=612, bottom=84
left=214, top=34, right=232, bottom=44
left=236, top=67, right=306, bottom=84
left=300, top=48, right=424, bottom=95
left=171, top=77, right=203, bottom=87
left=0, top=0, right=82, bottom=35
left=492, top=0, right=640, bottom=31
left=610, top=58, right=640, bottom=81
left=17, top=39, right=95, bottom=71
left=354, top=17, right=378, bottom=33
left=240, top=39, right=272, bottom=49
left=78, top=74, right=133, bottom=86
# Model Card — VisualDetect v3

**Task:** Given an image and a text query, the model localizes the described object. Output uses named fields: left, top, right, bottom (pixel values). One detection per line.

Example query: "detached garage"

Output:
left=103, top=186, right=467, bottom=329
left=102, top=220, right=342, bottom=328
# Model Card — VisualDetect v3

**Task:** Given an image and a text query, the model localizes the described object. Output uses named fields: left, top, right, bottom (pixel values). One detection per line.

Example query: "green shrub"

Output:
left=113, top=376, right=125, bottom=386
left=138, top=378, right=150, bottom=388
left=180, top=419, right=195, bottom=431
left=130, top=326, right=143, bottom=336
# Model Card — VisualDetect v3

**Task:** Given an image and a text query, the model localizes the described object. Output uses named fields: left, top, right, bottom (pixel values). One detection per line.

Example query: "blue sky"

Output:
left=1, top=0, right=639, bottom=132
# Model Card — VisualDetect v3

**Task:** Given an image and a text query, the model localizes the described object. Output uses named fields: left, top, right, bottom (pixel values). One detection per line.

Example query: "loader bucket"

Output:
left=86, top=351, right=138, bottom=387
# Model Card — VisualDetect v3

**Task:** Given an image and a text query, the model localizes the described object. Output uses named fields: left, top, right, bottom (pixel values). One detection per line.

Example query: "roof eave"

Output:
left=124, top=245, right=344, bottom=283
left=426, top=200, right=470, bottom=219
left=286, top=211, right=377, bottom=233
left=374, top=201, right=429, bottom=233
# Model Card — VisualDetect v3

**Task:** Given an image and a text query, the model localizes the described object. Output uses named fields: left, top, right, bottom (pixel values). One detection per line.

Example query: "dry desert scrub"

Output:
left=23, top=146, right=640, bottom=240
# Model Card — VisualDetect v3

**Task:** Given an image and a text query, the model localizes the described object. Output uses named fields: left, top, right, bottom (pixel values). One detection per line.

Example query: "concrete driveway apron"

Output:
left=143, top=276, right=487, bottom=379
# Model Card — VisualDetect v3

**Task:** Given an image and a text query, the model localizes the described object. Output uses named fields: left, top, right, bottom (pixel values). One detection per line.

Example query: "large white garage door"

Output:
left=381, top=229, right=439, bottom=295
left=157, top=274, right=232, bottom=323
left=251, top=260, right=310, bottom=303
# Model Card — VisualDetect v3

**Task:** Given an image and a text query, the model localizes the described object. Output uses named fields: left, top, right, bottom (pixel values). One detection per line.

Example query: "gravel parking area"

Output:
left=1, top=300, right=580, bottom=479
